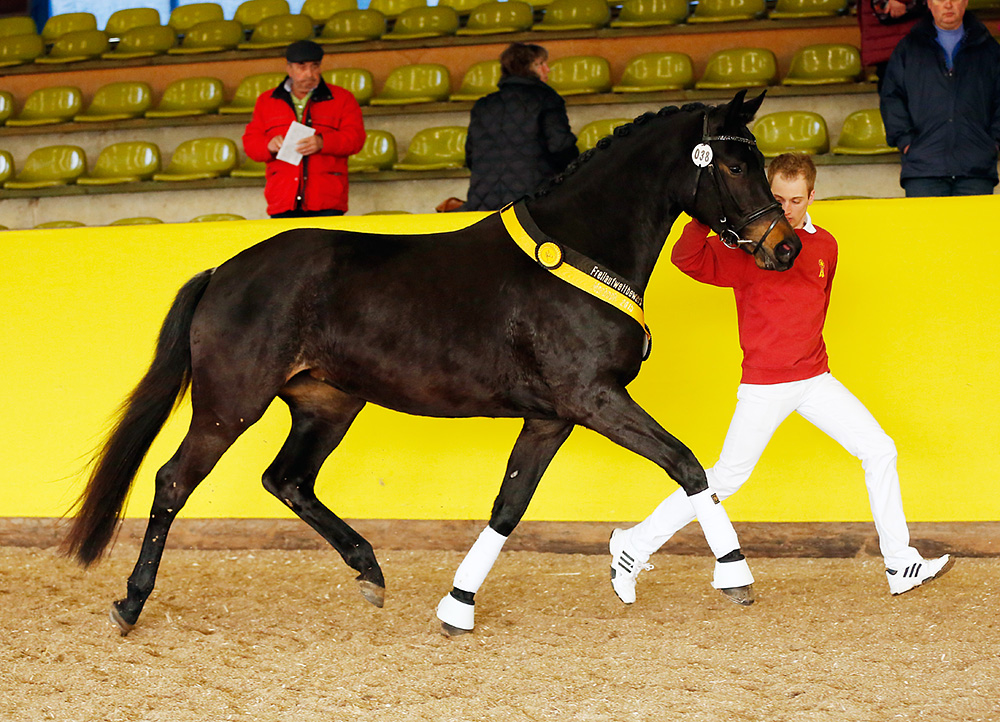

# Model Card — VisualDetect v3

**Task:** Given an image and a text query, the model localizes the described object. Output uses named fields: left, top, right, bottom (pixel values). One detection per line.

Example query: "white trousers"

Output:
left=626, top=373, right=921, bottom=570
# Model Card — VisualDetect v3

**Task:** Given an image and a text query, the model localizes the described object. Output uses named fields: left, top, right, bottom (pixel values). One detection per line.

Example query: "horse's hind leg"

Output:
left=437, top=418, right=573, bottom=636
left=262, top=376, right=385, bottom=607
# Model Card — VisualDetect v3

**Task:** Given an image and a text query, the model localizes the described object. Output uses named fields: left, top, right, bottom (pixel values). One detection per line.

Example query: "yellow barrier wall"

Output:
left=3, top=197, right=998, bottom=523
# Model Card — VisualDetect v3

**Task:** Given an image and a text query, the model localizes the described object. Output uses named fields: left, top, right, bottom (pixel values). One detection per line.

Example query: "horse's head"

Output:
left=685, top=91, right=801, bottom=271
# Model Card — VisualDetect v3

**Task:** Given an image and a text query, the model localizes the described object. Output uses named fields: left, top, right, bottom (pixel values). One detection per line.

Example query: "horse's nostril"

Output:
left=776, top=242, right=794, bottom=262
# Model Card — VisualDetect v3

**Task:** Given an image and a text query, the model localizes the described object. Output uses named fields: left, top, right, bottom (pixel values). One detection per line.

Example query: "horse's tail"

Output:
left=63, top=269, right=214, bottom=567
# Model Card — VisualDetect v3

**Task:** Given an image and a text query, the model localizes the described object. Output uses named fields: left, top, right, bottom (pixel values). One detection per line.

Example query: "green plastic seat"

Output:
left=438, top=0, right=484, bottom=14
left=238, top=13, right=315, bottom=49
left=4, top=145, right=87, bottom=189
left=612, top=52, right=693, bottom=91
left=110, top=216, right=164, bottom=225
left=369, top=0, right=427, bottom=19
left=101, top=24, right=177, bottom=59
left=535, top=0, right=610, bottom=30
left=0, top=151, right=13, bottom=184
left=317, top=9, right=386, bottom=42
left=35, top=29, right=109, bottom=64
left=0, top=16, right=37, bottom=37
left=457, top=1, right=534, bottom=34
left=832, top=109, right=897, bottom=155
left=146, top=77, right=225, bottom=118
left=77, top=141, right=161, bottom=185
left=611, top=0, right=689, bottom=26
left=6, top=86, right=83, bottom=127
left=769, top=0, right=846, bottom=18
left=230, top=156, right=268, bottom=177
left=0, top=91, right=13, bottom=124
left=383, top=5, right=459, bottom=39
left=689, top=0, right=765, bottom=22
left=105, top=7, right=162, bottom=37
left=450, top=60, right=501, bottom=101
left=0, top=32, right=44, bottom=67
left=348, top=129, right=398, bottom=171
left=302, top=0, right=359, bottom=24
left=168, top=19, right=243, bottom=54
left=575, top=118, right=631, bottom=152
left=370, top=63, right=451, bottom=105
left=392, top=126, right=466, bottom=170
left=35, top=220, right=86, bottom=228
left=548, top=55, right=612, bottom=96
left=153, top=137, right=239, bottom=181
left=695, top=47, right=777, bottom=88
left=235, top=0, right=291, bottom=29
left=169, top=3, right=225, bottom=35
left=191, top=213, right=246, bottom=221
left=220, top=72, right=285, bottom=114
left=41, top=12, right=97, bottom=42
left=782, top=43, right=862, bottom=85
left=75, top=81, right=153, bottom=122
left=754, top=111, right=830, bottom=157
left=322, top=68, right=375, bottom=105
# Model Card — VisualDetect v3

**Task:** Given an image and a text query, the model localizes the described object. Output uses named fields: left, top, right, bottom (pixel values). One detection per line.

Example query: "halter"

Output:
left=691, top=113, right=784, bottom=258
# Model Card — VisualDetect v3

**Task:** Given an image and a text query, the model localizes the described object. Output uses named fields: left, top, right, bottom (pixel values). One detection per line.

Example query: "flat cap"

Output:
left=286, top=39, right=323, bottom=63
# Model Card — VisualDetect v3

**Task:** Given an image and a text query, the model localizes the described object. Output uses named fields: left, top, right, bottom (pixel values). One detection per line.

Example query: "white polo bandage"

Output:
left=453, top=526, right=508, bottom=594
left=688, top=488, right=741, bottom=560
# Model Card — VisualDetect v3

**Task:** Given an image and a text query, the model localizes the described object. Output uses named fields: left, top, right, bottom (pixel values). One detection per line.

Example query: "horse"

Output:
left=64, top=90, right=801, bottom=637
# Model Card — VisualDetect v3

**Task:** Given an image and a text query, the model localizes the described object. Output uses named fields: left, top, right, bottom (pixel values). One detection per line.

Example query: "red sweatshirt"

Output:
left=671, top=218, right=837, bottom=385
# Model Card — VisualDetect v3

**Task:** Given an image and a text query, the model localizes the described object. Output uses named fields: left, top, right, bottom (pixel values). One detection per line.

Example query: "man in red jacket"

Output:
left=243, top=40, right=366, bottom=218
left=609, top=154, right=952, bottom=603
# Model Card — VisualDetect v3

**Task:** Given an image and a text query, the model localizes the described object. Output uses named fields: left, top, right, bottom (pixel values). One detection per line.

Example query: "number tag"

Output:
left=691, top=143, right=713, bottom=168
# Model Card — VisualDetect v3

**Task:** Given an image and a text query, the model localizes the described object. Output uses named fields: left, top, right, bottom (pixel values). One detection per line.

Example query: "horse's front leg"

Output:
left=437, top=418, right=573, bottom=636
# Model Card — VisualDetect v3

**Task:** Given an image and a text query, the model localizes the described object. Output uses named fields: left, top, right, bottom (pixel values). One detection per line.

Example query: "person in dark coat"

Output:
left=879, top=0, right=1000, bottom=196
left=461, top=43, right=579, bottom=211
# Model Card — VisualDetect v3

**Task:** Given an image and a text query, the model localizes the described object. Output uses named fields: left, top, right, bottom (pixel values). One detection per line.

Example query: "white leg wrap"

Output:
left=688, top=488, right=741, bottom=560
left=712, top=558, right=755, bottom=590
left=453, top=526, right=508, bottom=594
left=436, top=593, right=476, bottom=630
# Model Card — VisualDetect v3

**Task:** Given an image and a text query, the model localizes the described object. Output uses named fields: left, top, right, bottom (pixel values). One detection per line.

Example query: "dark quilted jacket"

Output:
left=462, top=75, right=579, bottom=211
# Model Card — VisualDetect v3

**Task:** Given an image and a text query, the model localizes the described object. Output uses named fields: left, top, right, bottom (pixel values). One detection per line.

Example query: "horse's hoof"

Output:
left=719, top=584, right=755, bottom=606
left=440, top=621, right=472, bottom=638
left=358, top=579, right=385, bottom=608
left=109, top=604, right=134, bottom=636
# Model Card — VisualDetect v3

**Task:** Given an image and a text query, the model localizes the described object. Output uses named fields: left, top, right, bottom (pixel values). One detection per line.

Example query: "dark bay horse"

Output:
left=65, top=90, right=801, bottom=636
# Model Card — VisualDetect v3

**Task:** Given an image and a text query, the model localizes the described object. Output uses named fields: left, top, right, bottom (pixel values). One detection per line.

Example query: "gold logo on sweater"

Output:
left=818, top=259, right=826, bottom=278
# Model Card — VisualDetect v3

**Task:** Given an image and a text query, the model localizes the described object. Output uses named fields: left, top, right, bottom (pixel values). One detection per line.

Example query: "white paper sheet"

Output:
left=276, top=121, right=316, bottom=165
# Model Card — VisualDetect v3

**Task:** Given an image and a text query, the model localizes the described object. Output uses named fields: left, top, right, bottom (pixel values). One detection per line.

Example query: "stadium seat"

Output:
left=689, top=0, right=765, bottom=22
left=77, top=141, right=161, bottom=185
left=548, top=56, right=612, bottom=95
left=101, top=24, right=177, bottom=59
left=392, top=126, right=466, bottom=170
left=832, top=109, right=897, bottom=155
left=322, top=68, right=375, bottom=105
left=0, top=16, right=37, bottom=37
left=0, top=91, right=13, bottom=124
left=450, top=60, right=501, bottom=101
left=438, top=0, right=483, bottom=14
left=383, top=5, right=459, bottom=39
left=753, top=111, right=829, bottom=157
left=782, top=44, right=862, bottom=85
left=769, top=0, right=847, bottom=18
left=612, top=52, right=693, bottom=91
left=348, top=129, right=398, bottom=171
left=612, top=0, right=689, bottom=26
left=368, top=0, right=427, bottom=18
left=110, top=217, right=164, bottom=225
left=575, top=118, right=632, bottom=152
left=145, top=77, right=225, bottom=118
left=35, top=29, right=109, bottom=64
left=104, top=7, right=161, bottom=37
left=168, top=3, right=225, bottom=34
left=35, top=220, right=86, bottom=228
left=41, top=12, right=96, bottom=42
left=230, top=157, right=268, bottom=177
left=235, top=0, right=291, bottom=29
left=695, top=47, right=777, bottom=88
left=191, top=213, right=246, bottom=221
left=4, top=145, right=87, bottom=189
left=0, top=32, right=44, bottom=67
left=535, top=0, right=611, bottom=30
left=168, top=19, right=243, bottom=54
left=370, top=63, right=451, bottom=105
left=153, top=138, right=239, bottom=181
left=456, top=1, right=534, bottom=35
left=530, top=0, right=558, bottom=8
left=302, top=0, right=359, bottom=25
left=6, top=86, right=82, bottom=126
left=220, top=72, right=285, bottom=113
left=74, top=81, right=153, bottom=122
left=317, top=9, right=385, bottom=42
left=0, top=151, right=13, bottom=184
left=238, top=13, right=315, bottom=49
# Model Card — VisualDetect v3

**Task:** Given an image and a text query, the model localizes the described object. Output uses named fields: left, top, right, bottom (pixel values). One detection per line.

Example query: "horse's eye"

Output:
left=729, top=165, right=744, bottom=175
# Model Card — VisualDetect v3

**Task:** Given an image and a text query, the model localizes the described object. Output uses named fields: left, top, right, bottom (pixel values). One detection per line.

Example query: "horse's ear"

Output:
left=738, top=90, right=767, bottom=124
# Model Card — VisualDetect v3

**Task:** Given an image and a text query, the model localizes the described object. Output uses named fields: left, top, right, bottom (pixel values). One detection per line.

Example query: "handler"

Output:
left=609, top=153, right=952, bottom=603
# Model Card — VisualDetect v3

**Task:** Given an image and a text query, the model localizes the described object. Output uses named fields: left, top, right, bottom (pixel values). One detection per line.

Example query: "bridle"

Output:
left=691, top=112, right=784, bottom=258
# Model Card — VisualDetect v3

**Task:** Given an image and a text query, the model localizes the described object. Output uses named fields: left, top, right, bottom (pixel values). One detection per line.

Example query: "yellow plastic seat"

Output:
left=457, top=1, right=534, bottom=34
left=0, top=16, right=37, bottom=37
left=220, top=72, right=285, bottom=114
left=317, top=9, right=386, bottom=42
left=6, top=86, right=83, bottom=127
left=369, top=0, right=427, bottom=19
left=322, top=68, right=375, bottom=105
left=384, top=5, right=459, bottom=39
left=530, top=0, right=557, bottom=8
left=302, top=0, right=359, bottom=25
left=238, top=13, right=315, bottom=49
left=110, top=217, right=164, bottom=225
left=75, top=81, right=153, bottom=122
left=41, top=12, right=97, bottom=42
left=4, top=145, right=87, bottom=189
left=535, top=0, right=610, bottom=30
left=101, top=24, right=177, bottom=59
left=548, top=55, right=612, bottom=96
left=235, top=0, right=291, bottom=29
left=782, top=43, right=862, bottom=85
left=689, top=0, right=765, bottom=22
left=438, top=0, right=484, bottom=14
left=612, top=0, right=689, bottom=26
left=769, top=0, right=846, bottom=18
left=146, top=77, right=226, bottom=118
left=35, top=29, right=109, bottom=64
left=392, top=126, right=466, bottom=170
left=754, top=111, right=830, bottom=157
left=230, top=157, right=268, bottom=177
left=168, top=19, right=243, bottom=54
left=105, top=8, right=161, bottom=37
left=153, top=138, right=239, bottom=181
left=832, top=109, right=897, bottom=155
left=35, top=220, right=86, bottom=228
left=0, top=32, right=44, bottom=67
left=77, top=141, right=161, bottom=185
left=450, top=60, right=500, bottom=101
left=192, top=213, right=246, bottom=221
left=575, top=118, right=631, bottom=152
left=370, top=63, right=451, bottom=105
left=169, top=3, right=225, bottom=35
left=348, top=129, right=398, bottom=171
left=612, top=52, right=693, bottom=91
left=0, top=91, right=13, bottom=124
left=695, top=47, right=777, bottom=88
left=0, top=151, right=13, bottom=184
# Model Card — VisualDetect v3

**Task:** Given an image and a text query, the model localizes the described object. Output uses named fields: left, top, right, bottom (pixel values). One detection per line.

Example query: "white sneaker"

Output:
left=609, top=529, right=653, bottom=604
left=886, top=554, right=954, bottom=595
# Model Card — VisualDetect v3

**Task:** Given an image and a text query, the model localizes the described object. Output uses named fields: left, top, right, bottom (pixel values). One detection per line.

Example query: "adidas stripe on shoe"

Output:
left=609, top=529, right=653, bottom=604
left=886, top=554, right=954, bottom=595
